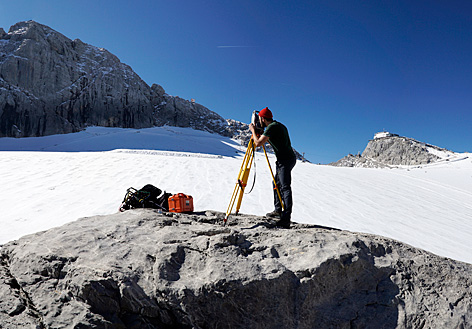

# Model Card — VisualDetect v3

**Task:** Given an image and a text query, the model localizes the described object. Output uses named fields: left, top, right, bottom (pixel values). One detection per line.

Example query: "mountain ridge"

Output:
left=0, top=20, right=248, bottom=141
left=0, top=20, right=310, bottom=159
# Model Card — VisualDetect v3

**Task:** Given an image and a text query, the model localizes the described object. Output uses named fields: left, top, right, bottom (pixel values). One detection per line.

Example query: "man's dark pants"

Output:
left=273, top=156, right=296, bottom=222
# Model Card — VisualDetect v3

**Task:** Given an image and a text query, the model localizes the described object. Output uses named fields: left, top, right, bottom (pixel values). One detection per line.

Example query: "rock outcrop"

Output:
left=330, top=135, right=455, bottom=168
left=154, top=93, right=233, bottom=137
left=1, top=209, right=471, bottom=328
left=0, top=21, right=239, bottom=139
left=328, top=153, right=392, bottom=169
left=0, top=21, right=155, bottom=137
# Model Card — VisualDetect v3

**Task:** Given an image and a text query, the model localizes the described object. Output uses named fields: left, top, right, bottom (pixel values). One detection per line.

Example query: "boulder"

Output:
left=1, top=209, right=471, bottom=328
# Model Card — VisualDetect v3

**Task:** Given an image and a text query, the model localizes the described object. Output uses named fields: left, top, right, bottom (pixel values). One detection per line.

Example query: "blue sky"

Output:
left=2, top=0, right=471, bottom=163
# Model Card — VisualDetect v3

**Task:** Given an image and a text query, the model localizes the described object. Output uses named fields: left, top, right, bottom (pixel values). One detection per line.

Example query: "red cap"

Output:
left=259, top=107, right=273, bottom=119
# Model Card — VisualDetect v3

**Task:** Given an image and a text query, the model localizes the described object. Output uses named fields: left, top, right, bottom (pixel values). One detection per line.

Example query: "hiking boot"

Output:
left=266, top=210, right=281, bottom=218
left=275, top=219, right=291, bottom=229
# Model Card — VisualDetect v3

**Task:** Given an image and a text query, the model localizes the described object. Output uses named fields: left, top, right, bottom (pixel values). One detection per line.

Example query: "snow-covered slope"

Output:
left=1, top=127, right=471, bottom=264
left=0, top=126, right=243, bottom=156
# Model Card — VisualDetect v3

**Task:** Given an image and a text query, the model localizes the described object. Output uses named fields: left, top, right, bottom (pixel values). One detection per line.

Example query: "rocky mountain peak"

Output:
left=0, top=20, right=156, bottom=137
left=5, top=21, right=72, bottom=56
left=7, top=20, right=55, bottom=40
left=0, top=21, right=236, bottom=139
left=329, top=133, right=456, bottom=168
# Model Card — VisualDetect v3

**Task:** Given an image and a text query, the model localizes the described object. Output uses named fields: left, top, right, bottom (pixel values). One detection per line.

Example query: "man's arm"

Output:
left=249, top=123, right=269, bottom=148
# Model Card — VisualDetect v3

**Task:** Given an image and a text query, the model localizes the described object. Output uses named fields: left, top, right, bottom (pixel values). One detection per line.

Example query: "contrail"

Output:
left=217, top=46, right=254, bottom=48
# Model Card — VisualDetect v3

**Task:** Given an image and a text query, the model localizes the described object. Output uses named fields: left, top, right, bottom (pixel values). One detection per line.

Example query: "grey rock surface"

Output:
left=361, top=136, right=442, bottom=166
left=153, top=94, right=230, bottom=136
left=328, top=153, right=392, bottom=168
left=1, top=209, right=471, bottom=328
left=330, top=135, right=453, bottom=167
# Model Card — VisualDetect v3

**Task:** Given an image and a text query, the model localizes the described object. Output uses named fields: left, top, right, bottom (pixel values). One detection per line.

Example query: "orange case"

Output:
left=168, top=193, right=194, bottom=213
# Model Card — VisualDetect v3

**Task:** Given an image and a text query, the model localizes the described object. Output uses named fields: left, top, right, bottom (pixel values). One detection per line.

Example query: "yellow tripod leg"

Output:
left=224, top=139, right=255, bottom=223
left=235, top=142, right=255, bottom=214
left=263, top=145, right=284, bottom=211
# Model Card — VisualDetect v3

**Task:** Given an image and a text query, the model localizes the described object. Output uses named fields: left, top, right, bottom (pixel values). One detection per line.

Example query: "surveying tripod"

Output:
left=224, top=138, right=284, bottom=224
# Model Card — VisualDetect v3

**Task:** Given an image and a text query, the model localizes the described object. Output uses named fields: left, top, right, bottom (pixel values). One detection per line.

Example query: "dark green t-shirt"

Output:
left=263, top=121, right=296, bottom=161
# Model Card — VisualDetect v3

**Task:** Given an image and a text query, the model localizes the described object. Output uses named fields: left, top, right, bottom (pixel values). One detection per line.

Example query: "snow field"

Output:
left=1, top=127, right=471, bottom=265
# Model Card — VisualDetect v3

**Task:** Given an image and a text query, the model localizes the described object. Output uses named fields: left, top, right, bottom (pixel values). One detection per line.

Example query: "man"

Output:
left=249, top=107, right=296, bottom=228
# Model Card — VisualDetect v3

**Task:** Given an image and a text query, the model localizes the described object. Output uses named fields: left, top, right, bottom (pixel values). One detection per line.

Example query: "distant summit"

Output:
left=329, top=132, right=456, bottom=168
left=373, top=131, right=399, bottom=139
left=0, top=21, right=246, bottom=140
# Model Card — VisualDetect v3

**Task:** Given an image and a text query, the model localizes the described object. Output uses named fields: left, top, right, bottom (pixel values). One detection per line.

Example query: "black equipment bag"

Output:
left=119, top=184, right=172, bottom=212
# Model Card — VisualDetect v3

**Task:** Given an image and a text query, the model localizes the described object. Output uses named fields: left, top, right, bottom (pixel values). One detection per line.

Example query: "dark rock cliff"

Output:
left=0, top=21, right=242, bottom=139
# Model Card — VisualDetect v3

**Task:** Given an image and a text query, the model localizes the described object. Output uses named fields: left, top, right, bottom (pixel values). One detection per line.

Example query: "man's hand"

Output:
left=249, top=123, right=269, bottom=147
left=249, top=123, right=255, bottom=134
